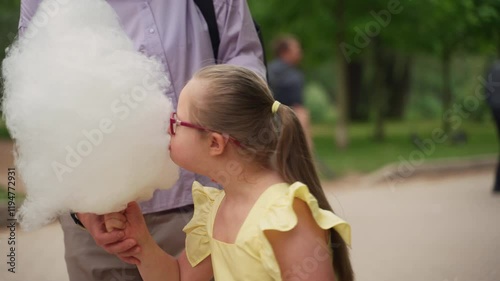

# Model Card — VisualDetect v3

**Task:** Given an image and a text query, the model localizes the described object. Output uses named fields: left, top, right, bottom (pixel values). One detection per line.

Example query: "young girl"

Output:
left=106, top=65, right=353, bottom=281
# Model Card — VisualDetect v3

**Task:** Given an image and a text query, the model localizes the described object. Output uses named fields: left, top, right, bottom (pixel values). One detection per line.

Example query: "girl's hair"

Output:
left=192, top=65, right=354, bottom=281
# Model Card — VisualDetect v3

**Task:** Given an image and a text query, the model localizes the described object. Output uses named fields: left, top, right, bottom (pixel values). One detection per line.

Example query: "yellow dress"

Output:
left=183, top=181, right=352, bottom=281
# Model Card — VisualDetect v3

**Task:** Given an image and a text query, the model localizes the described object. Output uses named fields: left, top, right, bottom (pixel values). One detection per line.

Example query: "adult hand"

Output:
left=76, top=212, right=140, bottom=265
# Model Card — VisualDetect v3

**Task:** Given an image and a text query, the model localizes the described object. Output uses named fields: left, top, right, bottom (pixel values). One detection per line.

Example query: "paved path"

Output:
left=325, top=169, right=500, bottom=281
left=0, top=222, right=68, bottom=281
left=0, top=167, right=499, bottom=280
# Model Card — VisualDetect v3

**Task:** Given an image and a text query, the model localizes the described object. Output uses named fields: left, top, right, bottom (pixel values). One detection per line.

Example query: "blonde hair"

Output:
left=191, top=65, right=354, bottom=281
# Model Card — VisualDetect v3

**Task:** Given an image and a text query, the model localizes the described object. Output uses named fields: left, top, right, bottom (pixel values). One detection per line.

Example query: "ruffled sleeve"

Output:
left=182, top=181, right=222, bottom=267
left=258, top=182, right=351, bottom=279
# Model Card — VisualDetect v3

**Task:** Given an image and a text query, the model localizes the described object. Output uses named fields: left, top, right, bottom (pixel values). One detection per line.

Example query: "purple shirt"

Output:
left=19, top=0, right=265, bottom=213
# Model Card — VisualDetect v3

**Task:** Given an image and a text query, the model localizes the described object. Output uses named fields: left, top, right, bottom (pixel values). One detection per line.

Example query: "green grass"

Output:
left=0, top=185, right=7, bottom=200
left=0, top=118, right=10, bottom=139
left=0, top=184, right=24, bottom=201
left=0, top=185, right=13, bottom=200
left=312, top=120, right=498, bottom=176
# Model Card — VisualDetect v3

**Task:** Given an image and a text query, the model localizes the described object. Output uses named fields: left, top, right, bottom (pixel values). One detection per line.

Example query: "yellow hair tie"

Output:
left=272, top=101, right=281, bottom=114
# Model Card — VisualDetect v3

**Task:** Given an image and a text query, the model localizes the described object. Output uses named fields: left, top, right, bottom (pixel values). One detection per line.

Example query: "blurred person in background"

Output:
left=486, top=60, right=500, bottom=194
left=268, top=35, right=313, bottom=151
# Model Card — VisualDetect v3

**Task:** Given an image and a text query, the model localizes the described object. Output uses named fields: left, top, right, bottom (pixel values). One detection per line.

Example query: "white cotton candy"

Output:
left=1, top=0, right=178, bottom=230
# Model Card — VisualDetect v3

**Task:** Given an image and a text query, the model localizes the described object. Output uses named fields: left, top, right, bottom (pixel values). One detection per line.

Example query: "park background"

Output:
left=0, top=0, right=499, bottom=281
left=0, top=0, right=499, bottom=176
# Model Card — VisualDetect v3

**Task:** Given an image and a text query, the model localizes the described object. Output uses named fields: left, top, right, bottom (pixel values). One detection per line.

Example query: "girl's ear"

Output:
left=208, top=132, right=228, bottom=156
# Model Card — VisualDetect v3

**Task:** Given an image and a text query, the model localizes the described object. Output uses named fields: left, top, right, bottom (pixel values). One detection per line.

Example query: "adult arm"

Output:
left=18, top=0, right=41, bottom=35
left=76, top=212, right=140, bottom=264
left=215, top=0, right=266, bottom=78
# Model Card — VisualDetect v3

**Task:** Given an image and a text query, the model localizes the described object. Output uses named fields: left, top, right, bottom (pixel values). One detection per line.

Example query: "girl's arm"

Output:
left=110, top=202, right=214, bottom=281
left=264, top=199, right=336, bottom=281
left=135, top=241, right=180, bottom=280
left=135, top=245, right=213, bottom=281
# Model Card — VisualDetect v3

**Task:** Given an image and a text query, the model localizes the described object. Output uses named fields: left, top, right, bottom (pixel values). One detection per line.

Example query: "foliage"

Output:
left=0, top=118, right=9, bottom=139
left=249, top=0, right=336, bottom=69
left=0, top=0, right=21, bottom=113
left=406, top=54, right=490, bottom=120
left=0, top=0, right=19, bottom=53
left=249, top=0, right=500, bottom=142
left=1, top=1, right=499, bottom=146
left=304, top=82, right=336, bottom=123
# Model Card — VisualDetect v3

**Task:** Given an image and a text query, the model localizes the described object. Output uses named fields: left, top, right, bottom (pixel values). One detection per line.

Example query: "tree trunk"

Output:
left=442, top=50, right=453, bottom=135
left=334, top=0, right=349, bottom=149
left=386, top=55, right=412, bottom=120
left=385, top=52, right=411, bottom=120
left=373, top=38, right=387, bottom=141
left=497, top=32, right=500, bottom=59
left=347, top=60, right=369, bottom=121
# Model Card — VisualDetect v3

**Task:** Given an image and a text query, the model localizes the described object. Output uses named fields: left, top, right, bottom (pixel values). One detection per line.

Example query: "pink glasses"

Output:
left=169, top=112, right=208, bottom=135
left=169, top=112, right=242, bottom=147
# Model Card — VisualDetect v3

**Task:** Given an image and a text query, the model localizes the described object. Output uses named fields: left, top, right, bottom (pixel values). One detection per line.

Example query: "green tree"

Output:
left=409, top=0, right=484, bottom=134
left=0, top=0, right=21, bottom=113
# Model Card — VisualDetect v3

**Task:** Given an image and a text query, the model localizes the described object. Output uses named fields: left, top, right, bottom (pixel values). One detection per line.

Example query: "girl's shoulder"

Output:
left=191, top=181, right=224, bottom=205
left=244, top=182, right=351, bottom=279
left=182, top=181, right=225, bottom=267
left=257, top=182, right=351, bottom=245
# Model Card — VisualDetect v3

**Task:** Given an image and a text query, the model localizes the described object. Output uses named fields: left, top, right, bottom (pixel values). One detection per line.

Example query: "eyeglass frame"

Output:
left=169, top=112, right=242, bottom=147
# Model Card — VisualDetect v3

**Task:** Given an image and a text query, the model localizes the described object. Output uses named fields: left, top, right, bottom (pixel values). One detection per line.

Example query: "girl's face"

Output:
left=169, top=79, right=209, bottom=174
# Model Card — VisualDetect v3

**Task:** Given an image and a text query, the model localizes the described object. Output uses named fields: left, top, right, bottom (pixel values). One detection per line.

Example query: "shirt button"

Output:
left=149, top=28, right=155, bottom=34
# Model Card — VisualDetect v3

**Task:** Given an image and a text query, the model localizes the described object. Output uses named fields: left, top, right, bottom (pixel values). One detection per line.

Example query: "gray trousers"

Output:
left=59, top=206, right=194, bottom=281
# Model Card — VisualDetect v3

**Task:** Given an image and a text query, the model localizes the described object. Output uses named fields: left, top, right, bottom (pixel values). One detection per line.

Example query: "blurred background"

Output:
left=247, top=0, right=499, bottom=176
left=0, top=0, right=499, bottom=281
left=1, top=0, right=499, bottom=176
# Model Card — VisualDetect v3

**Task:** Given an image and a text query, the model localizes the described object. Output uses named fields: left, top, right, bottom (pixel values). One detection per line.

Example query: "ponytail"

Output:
left=192, top=65, right=354, bottom=280
left=275, top=105, right=354, bottom=281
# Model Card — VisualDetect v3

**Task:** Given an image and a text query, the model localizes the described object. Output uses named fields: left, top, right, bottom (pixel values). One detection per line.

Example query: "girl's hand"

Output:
left=122, top=202, right=153, bottom=245
left=103, top=210, right=139, bottom=264
left=120, top=202, right=158, bottom=265
left=117, top=202, right=214, bottom=280
left=103, top=202, right=153, bottom=265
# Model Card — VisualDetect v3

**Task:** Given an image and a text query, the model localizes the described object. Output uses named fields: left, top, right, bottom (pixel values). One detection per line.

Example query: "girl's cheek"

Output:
left=169, top=143, right=180, bottom=160
left=168, top=148, right=178, bottom=164
left=169, top=143, right=176, bottom=154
